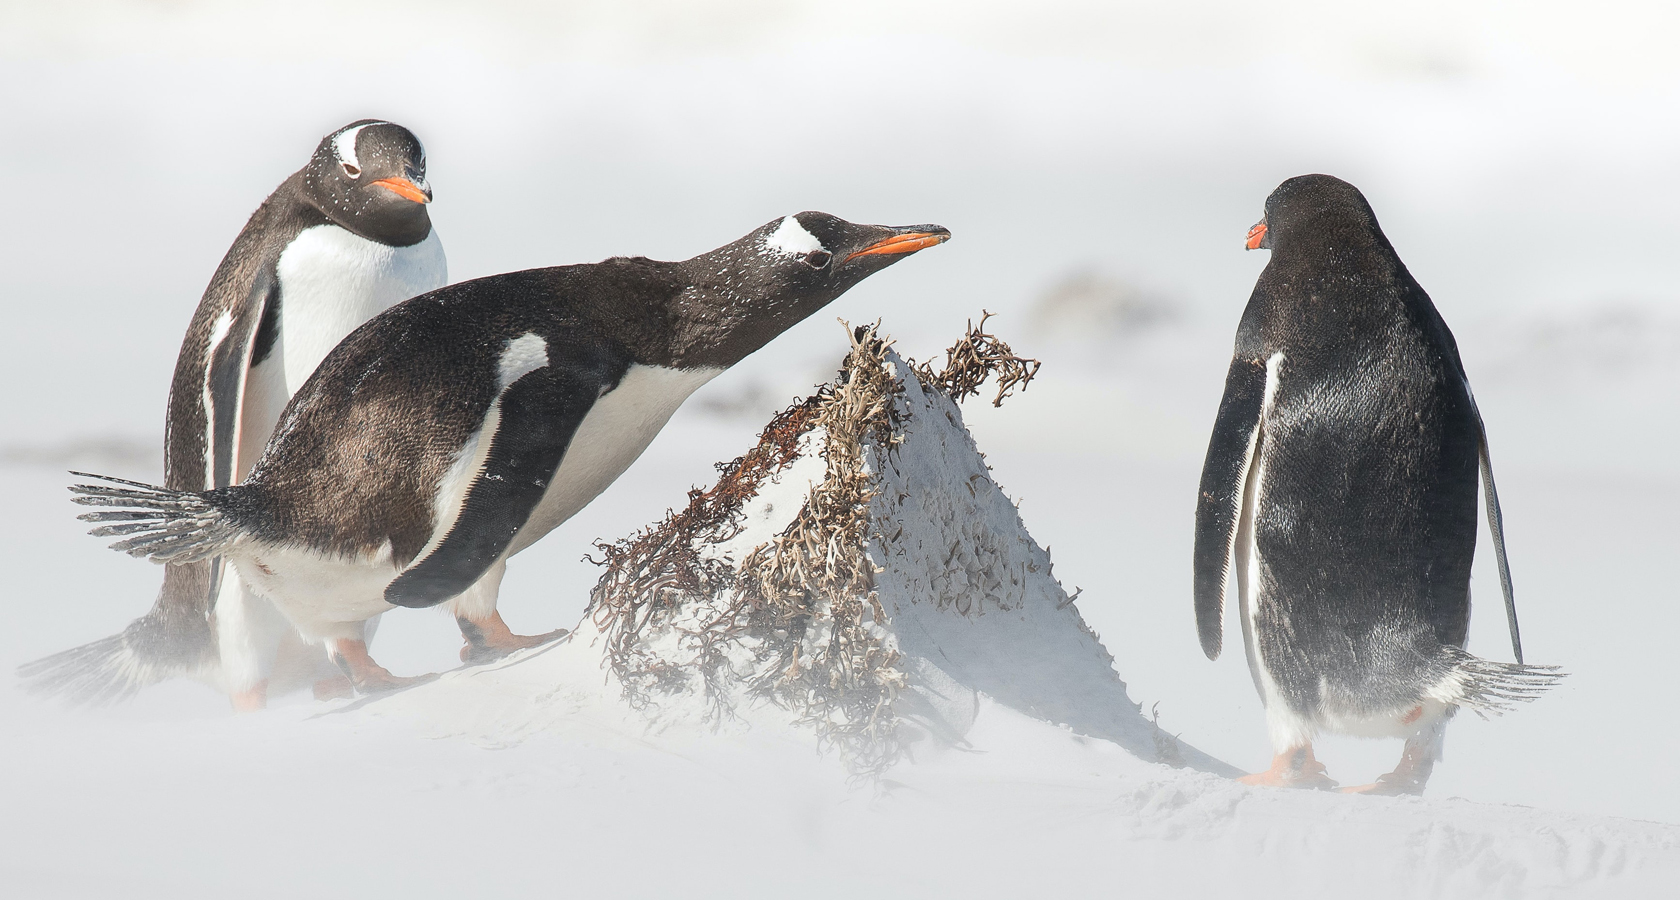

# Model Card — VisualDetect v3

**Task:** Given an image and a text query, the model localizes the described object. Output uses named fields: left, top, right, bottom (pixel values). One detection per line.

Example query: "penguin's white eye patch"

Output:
left=331, top=121, right=384, bottom=178
left=803, top=250, right=831, bottom=269
left=765, top=215, right=825, bottom=256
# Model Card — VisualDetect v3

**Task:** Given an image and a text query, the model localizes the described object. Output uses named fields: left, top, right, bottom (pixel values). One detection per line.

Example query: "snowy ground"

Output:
left=5, top=3, right=1680, bottom=897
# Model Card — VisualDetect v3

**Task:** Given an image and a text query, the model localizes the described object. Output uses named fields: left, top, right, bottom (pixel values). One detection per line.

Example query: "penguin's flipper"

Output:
left=385, top=366, right=601, bottom=609
left=16, top=564, right=219, bottom=705
left=206, top=266, right=280, bottom=489
left=1465, top=389, right=1523, bottom=664
left=1192, top=356, right=1269, bottom=660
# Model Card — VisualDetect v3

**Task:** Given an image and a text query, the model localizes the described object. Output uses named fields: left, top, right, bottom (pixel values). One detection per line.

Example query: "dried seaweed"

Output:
left=911, top=310, right=1042, bottom=407
left=732, top=323, right=906, bottom=772
left=584, top=395, right=823, bottom=712
left=583, top=315, right=1041, bottom=775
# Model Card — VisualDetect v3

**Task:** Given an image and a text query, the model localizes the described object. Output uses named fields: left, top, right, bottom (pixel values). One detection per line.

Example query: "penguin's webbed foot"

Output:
left=1238, top=745, right=1338, bottom=790
left=456, top=610, right=568, bottom=665
left=1339, top=774, right=1426, bottom=796
left=229, top=680, right=269, bottom=713
left=328, top=639, right=434, bottom=695
left=312, top=674, right=355, bottom=702
left=1339, top=730, right=1438, bottom=796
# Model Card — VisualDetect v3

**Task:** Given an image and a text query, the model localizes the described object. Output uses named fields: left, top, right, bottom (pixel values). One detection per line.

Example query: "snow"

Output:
left=5, top=2, right=1680, bottom=896
left=865, top=351, right=1232, bottom=771
left=14, top=341, right=1675, bottom=898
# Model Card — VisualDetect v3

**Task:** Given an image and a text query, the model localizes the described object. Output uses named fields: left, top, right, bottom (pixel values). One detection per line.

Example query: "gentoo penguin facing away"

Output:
left=20, top=119, right=447, bottom=710
left=70, top=212, right=951, bottom=693
left=1192, top=174, right=1561, bottom=794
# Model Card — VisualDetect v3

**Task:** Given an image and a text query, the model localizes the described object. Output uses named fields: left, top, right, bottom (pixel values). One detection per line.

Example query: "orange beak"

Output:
left=845, top=230, right=951, bottom=263
left=371, top=177, right=431, bottom=204
left=1245, top=221, right=1268, bottom=250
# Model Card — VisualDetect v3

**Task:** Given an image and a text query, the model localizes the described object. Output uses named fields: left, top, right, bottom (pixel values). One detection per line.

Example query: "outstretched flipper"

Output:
left=1465, top=388, right=1524, bottom=663
left=1191, top=355, right=1268, bottom=660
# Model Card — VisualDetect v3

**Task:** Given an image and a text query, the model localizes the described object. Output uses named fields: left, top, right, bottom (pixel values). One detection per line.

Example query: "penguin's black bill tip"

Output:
left=845, top=227, right=951, bottom=262
left=371, top=177, right=432, bottom=204
left=1245, top=221, right=1268, bottom=251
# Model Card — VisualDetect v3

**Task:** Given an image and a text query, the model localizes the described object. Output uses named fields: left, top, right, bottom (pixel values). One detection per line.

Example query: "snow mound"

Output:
left=575, top=320, right=1223, bottom=772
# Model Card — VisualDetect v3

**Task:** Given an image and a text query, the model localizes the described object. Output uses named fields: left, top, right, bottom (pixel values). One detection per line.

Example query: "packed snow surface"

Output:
left=17, top=348, right=1673, bottom=899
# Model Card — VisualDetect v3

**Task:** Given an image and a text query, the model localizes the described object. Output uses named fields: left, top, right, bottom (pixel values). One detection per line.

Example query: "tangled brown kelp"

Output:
left=911, top=310, right=1041, bottom=408
left=584, top=393, right=823, bottom=710
left=731, top=324, right=905, bottom=770
left=583, top=319, right=1037, bottom=772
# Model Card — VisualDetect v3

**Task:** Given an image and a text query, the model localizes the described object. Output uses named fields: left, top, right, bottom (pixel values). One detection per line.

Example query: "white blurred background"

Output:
left=3, top=0, right=1679, bottom=828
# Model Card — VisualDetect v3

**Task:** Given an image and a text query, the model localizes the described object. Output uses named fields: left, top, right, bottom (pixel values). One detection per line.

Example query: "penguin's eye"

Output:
left=803, top=250, right=832, bottom=269
left=341, top=162, right=362, bottom=178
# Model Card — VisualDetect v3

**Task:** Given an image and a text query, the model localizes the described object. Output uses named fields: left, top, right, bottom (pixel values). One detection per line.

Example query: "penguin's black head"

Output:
left=301, top=119, right=434, bottom=247
left=1247, top=174, right=1388, bottom=257
left=685, top=212, right=949, bottom=364
left=752, top=211, right=950, bottom=297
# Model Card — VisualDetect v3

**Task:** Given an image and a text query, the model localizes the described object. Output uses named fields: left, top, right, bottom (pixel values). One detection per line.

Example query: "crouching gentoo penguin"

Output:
left=20, top=119, right=446, bottom=710
left=1192, top=175, right=1562, bottom=795
left=69, top=212, right=950, bottom=694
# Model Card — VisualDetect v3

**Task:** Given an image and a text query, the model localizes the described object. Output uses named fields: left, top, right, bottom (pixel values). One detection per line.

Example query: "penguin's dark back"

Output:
left=1245, top=188, right=1481, bottom=657
left=162, top=173, right=327, bottom=492
left=234, top=260, right=691, bottom=562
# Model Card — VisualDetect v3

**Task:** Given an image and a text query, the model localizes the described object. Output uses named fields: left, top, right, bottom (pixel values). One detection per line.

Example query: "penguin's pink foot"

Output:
left=1239, top=745, right=1338, bottom=790
left=1339, top=776, right=1425, bottom=796
left=312, top=674, right=354, bottom=702
left=457, top=610, right=568, bottom=665
left=329, top=639, right=431, bottom=694
left=1340, top=730, right=1437, bottom=796
left=229, top=680, right=269, bottom=713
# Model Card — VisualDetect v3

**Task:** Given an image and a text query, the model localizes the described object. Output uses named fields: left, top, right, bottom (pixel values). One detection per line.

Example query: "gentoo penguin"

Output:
left=1192, top=175, right=1561, bottom=794
left=69, top=212, right=950, bottom=693
left=20, top=119, right=448, bottom=709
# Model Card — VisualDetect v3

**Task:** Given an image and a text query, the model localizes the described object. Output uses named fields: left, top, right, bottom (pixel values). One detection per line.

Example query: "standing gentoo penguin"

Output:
left=1192, top=175, right=1561, bottom=794
left=20, top=120, right=447, bottom=709
left=68, top=212, right=951, bottom=692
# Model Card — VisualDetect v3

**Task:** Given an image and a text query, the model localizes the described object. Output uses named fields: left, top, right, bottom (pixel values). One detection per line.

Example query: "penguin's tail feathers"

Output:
left=18, top=631, right=177, bottom=706
left=1430, top=647, right=1566, bottom=716
left=69, top=472, right=246, bottom=564
left=19, top=564, right=221, bottom=706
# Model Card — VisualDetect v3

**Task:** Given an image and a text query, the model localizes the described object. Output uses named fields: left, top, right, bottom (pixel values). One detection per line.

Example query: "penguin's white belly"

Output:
left=234, top=542, right=402, bottom=641
left=507, top=364, right=724, bottom=556
left=272, top=224, right=447, bottom=392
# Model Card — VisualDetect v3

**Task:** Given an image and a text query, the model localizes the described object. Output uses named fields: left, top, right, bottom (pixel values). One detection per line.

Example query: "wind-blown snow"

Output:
left=319, top=350, right=1676, bottom=898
